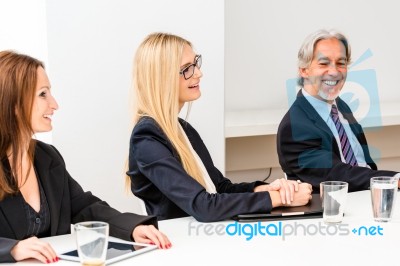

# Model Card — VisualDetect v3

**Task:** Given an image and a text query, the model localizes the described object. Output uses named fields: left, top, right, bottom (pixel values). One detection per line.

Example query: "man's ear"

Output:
left=299, top=67, right=308, bottom=79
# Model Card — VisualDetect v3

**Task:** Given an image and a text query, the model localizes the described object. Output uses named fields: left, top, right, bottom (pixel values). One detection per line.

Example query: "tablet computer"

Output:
left=232, top=194, right=323, bottom=222
left=58, top=239, right=157, bottom=265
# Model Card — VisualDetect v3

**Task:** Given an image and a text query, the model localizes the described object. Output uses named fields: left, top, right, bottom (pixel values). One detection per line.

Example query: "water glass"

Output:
left=74, top=221, right=109, bottom=266
left=320, top=181, right=348, bottom=223
left=370, top=176, right=398, bottom=222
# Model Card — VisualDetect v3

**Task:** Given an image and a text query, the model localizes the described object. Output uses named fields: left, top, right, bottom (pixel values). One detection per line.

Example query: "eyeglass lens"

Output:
left=182, top=55, right=202, bottom=80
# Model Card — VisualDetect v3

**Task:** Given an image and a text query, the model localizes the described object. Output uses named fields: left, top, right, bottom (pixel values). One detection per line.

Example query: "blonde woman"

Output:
left=0, top=51, right=170, bottom=263
left=127, top=33, right=313, bottom=222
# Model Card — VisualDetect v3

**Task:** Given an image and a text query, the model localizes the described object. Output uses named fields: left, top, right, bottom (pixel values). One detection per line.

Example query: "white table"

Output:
left=9, top=190, right=399, bottom=265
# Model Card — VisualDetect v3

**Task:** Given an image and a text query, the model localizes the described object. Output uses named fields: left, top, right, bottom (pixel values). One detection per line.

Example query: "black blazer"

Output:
left=0, top=141, right=157, bottom=262
left=127, top=117, right=272, bottom=222
left=277, top=90, right=397, bottom=192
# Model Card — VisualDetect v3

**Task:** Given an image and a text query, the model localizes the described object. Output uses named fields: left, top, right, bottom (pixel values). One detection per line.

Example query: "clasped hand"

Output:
left=254, top=178, right=312, bottom=207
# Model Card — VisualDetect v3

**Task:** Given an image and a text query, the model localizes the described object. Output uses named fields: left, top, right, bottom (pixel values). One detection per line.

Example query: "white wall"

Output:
left=0, top=0, right=52, bottom=143
left=45, top=0, right=225, bottom=214
left=0, top=0, right=47, bottom=65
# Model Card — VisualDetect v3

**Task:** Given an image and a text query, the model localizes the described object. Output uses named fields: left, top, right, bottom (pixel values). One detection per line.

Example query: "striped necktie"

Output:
left=330, top=104, right=357, bottom=166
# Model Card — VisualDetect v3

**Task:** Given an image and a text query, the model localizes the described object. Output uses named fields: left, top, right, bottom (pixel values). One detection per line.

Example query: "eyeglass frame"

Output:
left=179, top=54, right=202, bottom=80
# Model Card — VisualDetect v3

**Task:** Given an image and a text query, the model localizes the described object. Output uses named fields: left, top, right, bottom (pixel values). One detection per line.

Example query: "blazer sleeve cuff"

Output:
left=109, top=213, right=158, bottom=242
left=0, top=238, right=18, bottom=263
left=253, top=180, right=268, bottom=188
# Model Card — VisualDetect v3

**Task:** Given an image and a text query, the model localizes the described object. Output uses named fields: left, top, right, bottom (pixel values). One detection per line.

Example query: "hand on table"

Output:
left=10, top=236, right=58, bottom=263
left=132, top=225, right=171, bottom=250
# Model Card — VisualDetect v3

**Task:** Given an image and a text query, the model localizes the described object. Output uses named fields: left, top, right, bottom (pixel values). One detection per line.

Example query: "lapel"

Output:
left=0, top=158, right=27, bottom=239
left=295, top=90, right=335, bottom=139
left=0, top=195, right=28, bottom=240
left=34, top=142, right=64, bottom=235
left=0, top=142, right=65, bottom=238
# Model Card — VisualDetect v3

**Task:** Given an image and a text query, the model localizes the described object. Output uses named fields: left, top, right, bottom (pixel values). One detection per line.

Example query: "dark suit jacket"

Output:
left=127, top=117, right=272, bottom=222
left=277, top=90, right=398, bottom=192
left=0, top=141, right=157, bottom=262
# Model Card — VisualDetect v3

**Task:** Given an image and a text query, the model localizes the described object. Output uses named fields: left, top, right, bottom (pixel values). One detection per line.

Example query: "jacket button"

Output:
left=35, top=217, right=41, bottom=224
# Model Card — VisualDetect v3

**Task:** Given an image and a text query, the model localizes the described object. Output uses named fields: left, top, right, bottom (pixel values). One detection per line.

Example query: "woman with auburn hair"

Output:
left=0, top=50, right=170, bottom=263
left=127, top=32, right=313, bottom=222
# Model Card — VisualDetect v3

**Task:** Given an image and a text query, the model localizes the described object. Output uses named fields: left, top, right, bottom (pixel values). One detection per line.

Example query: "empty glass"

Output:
left=320, top=181, right=348, bottom=223
left=74, top=221, right=109, bottom=266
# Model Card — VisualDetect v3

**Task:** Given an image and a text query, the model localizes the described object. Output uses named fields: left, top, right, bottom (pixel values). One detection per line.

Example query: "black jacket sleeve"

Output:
left=49, top=144, right=158, bottom=241
left=181, top=120, right=267, bottom=193
left=0, top=238, right=18, bottom=263
left=129, top=118, right=272, bottom=222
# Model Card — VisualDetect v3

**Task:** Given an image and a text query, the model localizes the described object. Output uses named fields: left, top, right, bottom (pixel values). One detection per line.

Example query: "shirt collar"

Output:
left=301, top=88, right=336, bottom=122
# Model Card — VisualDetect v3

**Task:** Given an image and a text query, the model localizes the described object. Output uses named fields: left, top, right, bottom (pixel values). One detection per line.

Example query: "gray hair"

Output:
left=297, top=29, right=351, bottom=86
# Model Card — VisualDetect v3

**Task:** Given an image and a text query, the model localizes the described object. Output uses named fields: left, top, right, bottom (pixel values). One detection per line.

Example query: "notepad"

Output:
left=232, top=194, right=323, bottom=222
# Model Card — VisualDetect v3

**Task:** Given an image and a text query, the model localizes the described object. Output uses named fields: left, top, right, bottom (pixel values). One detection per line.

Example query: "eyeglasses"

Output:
left=179, top=55, right=202, bottom=80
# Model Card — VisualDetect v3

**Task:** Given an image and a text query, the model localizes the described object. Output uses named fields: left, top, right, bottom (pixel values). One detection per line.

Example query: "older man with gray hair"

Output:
left=277, top=29, right=400, bottom=192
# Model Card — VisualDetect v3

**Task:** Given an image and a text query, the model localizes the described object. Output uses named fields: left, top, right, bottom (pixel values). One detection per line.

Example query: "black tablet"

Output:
left=232, top=194, right=323, bottom=222
left=58, top=240, right=157, bottom=265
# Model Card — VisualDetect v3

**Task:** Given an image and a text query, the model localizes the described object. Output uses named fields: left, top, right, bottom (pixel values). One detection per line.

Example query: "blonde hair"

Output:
left=127, top=32, right=206, bottom=188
